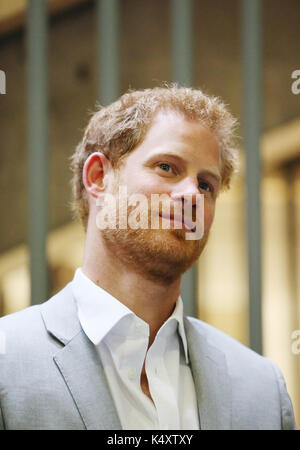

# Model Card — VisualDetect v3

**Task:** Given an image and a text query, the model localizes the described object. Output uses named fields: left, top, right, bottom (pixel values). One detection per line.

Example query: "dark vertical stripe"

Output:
left=27, top=0, right=49, bottom=305
left=96, top=0, right=120, bottom=105
left=241, top=0, right=263, bottom=354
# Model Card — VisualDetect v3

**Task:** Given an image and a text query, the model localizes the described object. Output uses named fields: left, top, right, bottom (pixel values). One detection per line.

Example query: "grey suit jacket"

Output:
left=0, top=282, right=297, bottom=430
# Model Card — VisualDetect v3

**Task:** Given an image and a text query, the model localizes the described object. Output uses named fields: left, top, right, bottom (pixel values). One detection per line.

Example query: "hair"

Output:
left=69, top=84, right=239, bottom=230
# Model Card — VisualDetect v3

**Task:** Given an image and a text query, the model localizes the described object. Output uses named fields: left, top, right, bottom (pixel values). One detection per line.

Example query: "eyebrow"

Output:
left=148, top=151, right=222, bottom=185
left=198, top=168, right=222, bottom=185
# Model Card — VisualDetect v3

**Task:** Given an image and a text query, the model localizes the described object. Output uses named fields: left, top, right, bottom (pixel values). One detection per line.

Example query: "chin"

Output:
left=101, top=227, right=208, bottom=284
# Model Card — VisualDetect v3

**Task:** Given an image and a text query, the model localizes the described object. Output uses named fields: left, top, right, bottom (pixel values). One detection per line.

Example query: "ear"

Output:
left=82, top=152, right=110, bottom=199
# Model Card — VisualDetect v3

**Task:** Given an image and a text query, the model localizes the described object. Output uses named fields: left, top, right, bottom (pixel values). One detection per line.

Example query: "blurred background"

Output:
left=0, top=0, right=299, bottom=427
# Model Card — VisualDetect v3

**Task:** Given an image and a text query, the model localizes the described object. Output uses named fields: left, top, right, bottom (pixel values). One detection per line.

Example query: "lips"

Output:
left=159, top=212, right=196, bottom=232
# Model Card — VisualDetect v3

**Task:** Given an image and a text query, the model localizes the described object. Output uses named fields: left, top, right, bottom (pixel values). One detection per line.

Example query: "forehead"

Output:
left=132, top=110, right=221, bottom=167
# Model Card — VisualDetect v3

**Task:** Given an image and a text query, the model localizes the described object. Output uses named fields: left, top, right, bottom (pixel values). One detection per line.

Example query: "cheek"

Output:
left=203, top=201, right=216, bottom=231
left=127, top=176, right=166, bottom=197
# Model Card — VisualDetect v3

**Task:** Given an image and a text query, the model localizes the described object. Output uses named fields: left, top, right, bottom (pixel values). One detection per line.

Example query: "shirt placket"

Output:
left=111, top=318, right=160, bottom=427
left=146, top=327, right=181, bottom=429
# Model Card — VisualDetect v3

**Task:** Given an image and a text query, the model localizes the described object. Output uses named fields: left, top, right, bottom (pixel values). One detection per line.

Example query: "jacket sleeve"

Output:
left=268, top=358, right=297, bottom=430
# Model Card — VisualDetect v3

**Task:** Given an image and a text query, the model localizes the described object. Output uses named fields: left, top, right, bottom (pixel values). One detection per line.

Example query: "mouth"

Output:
left=159, top=212, right=196, bottom=232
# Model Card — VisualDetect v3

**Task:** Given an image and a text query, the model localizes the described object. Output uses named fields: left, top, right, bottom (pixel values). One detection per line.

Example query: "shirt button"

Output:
left=128, top=369, right=137, bottom=381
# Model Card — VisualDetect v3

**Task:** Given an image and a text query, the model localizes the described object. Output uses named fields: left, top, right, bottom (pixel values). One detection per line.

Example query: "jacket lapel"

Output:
left=184, top=317, right=232, bottom=430
left=41, top=283, right=121, bottom=430
left=54, top=330, right=121, bottom=430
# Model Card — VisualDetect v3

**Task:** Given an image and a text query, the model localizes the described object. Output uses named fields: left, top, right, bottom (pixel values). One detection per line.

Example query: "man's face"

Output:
left=100, top=110, right=221, bottom=284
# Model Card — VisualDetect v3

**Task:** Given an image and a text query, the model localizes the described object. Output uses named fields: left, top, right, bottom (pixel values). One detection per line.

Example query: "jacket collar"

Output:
left=41, top=283, right=81, bottom=345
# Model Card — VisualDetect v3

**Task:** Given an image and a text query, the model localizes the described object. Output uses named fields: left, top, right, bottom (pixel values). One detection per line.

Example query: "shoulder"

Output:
left=0, top=283, right=74, bottom=359
left=185, top=315, right=263, bottom=362
left=187, top=316, right=276, bottom=359
left=0, top=284, right=75, bottom=389
left=186, top=315, right=281, bottom=375
left=0, top=282, right=74, bottom=334
left=0, top=284, right=83, bottom=430
left=185, top=316, right=282, bottom=394
left=185, top=316, right=297, bottom=429
left=0, top=303, right=44, bottom=345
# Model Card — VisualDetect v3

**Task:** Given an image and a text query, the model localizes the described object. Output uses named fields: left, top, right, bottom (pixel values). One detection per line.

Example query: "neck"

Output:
left=82, top=222, right=182, bottom=346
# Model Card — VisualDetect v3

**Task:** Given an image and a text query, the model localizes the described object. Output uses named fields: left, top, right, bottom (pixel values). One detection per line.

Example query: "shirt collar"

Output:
left=71, top=267, right=189, bottom=363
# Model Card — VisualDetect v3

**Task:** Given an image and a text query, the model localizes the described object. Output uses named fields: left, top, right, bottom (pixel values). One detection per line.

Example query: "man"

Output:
left=0, top=86, right=297, bottom=430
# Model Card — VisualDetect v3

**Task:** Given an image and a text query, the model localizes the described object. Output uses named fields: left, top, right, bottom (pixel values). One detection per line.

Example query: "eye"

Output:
left=158, top=163, right=173, bottom=173
left=198, top=180, right=213, bottom=193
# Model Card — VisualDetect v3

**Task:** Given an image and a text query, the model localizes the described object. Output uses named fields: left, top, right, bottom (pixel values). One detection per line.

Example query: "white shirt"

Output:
left=71, top=268, right=200, bottom=430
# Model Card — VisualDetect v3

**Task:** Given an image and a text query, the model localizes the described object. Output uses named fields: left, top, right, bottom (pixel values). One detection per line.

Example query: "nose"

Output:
left=170, top=177, right=201, bottom=210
